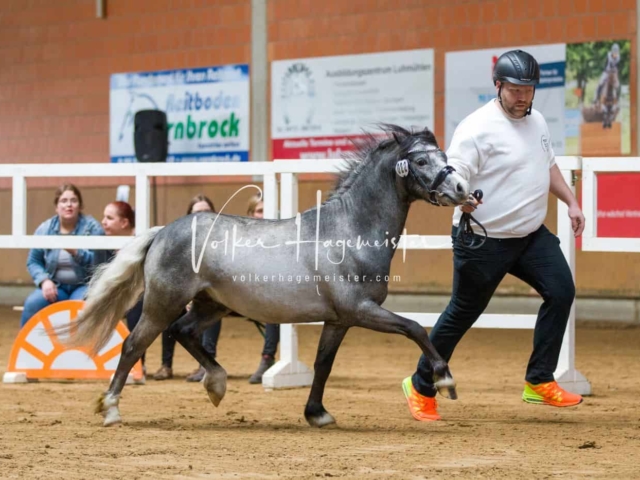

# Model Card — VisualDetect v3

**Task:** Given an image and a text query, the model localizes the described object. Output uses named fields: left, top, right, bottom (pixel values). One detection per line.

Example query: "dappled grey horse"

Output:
left=63, top=125, right=471, bottom=427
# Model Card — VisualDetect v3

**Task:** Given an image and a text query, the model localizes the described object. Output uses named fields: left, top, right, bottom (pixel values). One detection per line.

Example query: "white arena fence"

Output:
left=1, top=157, right=637, bottom=394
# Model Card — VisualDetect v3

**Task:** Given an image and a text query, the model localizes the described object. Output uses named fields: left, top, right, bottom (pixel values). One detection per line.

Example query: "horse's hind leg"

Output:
left=304, top=323, right=349, bottom=428
left=348, top=301, right=457, bottom=399
left=168, top=292, right=230, bottom=407
left=98, top=298, right=185, bottom=426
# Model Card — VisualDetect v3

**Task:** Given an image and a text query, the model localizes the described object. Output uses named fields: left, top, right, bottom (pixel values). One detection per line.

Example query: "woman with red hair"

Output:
left=97, top=201, right=171, bottom=383
left=101, top=201, right=135, bottom=237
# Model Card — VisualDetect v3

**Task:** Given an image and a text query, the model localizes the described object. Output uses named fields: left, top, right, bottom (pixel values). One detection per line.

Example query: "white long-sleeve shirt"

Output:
left=448, top=99, right=555, bottom=239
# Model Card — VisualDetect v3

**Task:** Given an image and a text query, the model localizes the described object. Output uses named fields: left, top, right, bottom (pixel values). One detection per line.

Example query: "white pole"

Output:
left=555, top=162, right=591, bottom=395
left=278, top=172, right=299, bottom=364
left=250, top=0, right=267, bottom=168
left=262, top=173, right=278, bottom=219
left=279, top=173, right=298, bottom=218
left=261, top=172, right=313, bottom=389
left=135, top=174, right=150, bottom=233
left=11, top=176, right=26, bottom=236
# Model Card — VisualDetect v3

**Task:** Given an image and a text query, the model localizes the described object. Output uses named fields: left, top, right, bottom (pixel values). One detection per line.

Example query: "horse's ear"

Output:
left=392, top=132, right=402, bottom=144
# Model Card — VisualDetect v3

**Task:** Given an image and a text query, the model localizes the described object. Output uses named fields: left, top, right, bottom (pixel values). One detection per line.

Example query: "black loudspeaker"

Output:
left=134, top=110, right=168, bottom=163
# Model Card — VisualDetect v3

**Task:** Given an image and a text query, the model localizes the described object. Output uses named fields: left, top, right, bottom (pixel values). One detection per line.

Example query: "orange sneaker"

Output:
left=522, top=381, right=583, bottom=407
left=402, top=377, right=441, bottom=421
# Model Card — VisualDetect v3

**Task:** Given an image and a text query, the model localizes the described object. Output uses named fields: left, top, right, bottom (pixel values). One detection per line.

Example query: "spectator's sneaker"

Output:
left=186, top=365, right=205, bottom=383
left=402, top=377, right=440, bottom=421
left=522, top=381, right=583, bottom=407
left=248, top=355, right=275, bottom=384
left=152, top=365, right=173, bottom=381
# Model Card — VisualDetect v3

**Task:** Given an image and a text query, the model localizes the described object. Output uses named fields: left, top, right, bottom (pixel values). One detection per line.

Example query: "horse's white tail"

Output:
left=59, top=227, right=163, bottom=355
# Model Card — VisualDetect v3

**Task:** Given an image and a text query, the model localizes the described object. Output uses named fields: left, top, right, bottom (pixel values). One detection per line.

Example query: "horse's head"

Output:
left=386, top=125, right=470, bottom=206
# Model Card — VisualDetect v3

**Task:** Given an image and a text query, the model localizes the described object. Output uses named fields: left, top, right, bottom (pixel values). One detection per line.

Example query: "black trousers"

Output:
left=161, top=321, right=280, bottom=367
left=124, top=299, right=145, bottom=365
left=161, top=320, right=220, bottom=368
left=262, top=323, right=280, bottom=357
left=124, top=299, right=193, bottom=368
left=412, top=224, right=576, bottom=397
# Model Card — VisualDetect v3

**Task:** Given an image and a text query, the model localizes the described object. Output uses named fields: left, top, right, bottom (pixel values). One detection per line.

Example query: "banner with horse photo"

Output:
left=565, top=40, right=638, bottom=240
left=565, top=40, right=631, bottom=156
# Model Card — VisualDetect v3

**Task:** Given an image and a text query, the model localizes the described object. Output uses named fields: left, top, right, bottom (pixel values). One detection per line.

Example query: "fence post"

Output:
left=554, top=158, right=591, bottom=395
left=12, top=176, right=26, bottom=236
left=262, top=173, right=278, bottom=219
left=135, top=171, right=150, bottom=234
left=262, top=172, right=314, bottom=390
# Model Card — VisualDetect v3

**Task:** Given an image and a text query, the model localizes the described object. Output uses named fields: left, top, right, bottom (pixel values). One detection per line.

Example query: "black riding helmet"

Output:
left=493, top=50, right=540, bottom=116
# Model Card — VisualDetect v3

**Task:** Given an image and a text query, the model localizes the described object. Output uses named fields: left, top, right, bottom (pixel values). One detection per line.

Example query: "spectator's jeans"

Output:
left=161, top=320, right=278, bottom=366
left=202, top=321, right=221, bottom=358
left=162, top=320, right=220, bottom=368
left=20, top=284, right=88, bottom=327
left=262, top=324, right=280, bottom=358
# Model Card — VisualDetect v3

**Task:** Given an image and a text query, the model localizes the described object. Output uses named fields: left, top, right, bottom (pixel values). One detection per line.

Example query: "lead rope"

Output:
left=456, top=190, right=487, bottom=250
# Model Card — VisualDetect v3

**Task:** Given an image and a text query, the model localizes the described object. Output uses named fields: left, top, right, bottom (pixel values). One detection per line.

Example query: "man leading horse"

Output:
left=403, top=49, right=586, bottom=422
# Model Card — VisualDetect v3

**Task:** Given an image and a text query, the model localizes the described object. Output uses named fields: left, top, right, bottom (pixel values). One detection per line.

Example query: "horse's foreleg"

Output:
left=98, top=306, right=178, bottom=426
left=304, top=323, right=349, bottom=428
left=350, top=302, right=457, bottom=400
left=169, top=296, right=230, bottom=407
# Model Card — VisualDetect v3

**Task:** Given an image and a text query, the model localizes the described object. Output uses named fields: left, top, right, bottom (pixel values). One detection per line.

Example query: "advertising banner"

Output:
left=445, top=41, right=636, bottom=239
left=271, top=49, right=434, bottom=159
left=566, top=40, right=634, bottom=239
left=565, top=40, right=631, bottom=156
left=110, top=64, right=250, bottom=163
left=595, top=173, right=640, bottom=237
left=445, top=43, right=566, bottom=153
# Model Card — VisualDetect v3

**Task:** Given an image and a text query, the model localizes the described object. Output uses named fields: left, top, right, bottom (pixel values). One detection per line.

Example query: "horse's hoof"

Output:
left=207, top=390, right=222, bottom=407
left=203, top=369, right=227, bottom=407
left=306, top=412, right=336, bottom=428
left=103, top=408, right=122, bottom=427
left=446, top=386, right=458, bottom=400
left=435, top=378, right=457, bottom=400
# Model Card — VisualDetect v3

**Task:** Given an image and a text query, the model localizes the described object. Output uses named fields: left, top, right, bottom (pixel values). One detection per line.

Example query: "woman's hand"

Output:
left=41, top=279, right=58, bottom=302
left=65, top=249, right=77, bottom=256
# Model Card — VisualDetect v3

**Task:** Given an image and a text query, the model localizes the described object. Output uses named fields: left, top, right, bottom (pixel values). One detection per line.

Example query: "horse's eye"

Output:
left=416, top=158, right=427, bottom=167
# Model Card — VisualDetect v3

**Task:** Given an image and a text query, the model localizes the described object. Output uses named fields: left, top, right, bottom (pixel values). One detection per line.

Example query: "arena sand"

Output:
left=0, top=306, right=639, bottom=479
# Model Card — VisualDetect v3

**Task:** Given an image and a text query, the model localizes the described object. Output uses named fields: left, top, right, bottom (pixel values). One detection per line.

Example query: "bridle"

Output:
left=395, top=158, right=455, bottom=207
left=395, top=149, right=487, bottom=250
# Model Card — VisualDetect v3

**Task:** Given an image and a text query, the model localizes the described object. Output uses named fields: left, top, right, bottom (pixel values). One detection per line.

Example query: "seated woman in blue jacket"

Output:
left=20, top=184, right=104, bottom=327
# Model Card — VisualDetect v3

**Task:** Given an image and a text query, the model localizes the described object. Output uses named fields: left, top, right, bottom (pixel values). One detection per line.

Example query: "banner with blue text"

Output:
left=109, top=64, right=249, bottom=163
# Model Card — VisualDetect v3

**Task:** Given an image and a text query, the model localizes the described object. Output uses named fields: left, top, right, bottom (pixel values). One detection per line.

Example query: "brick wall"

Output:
left=0, top=0, right=638, bottom=295
left=0, top=0, right=251, bottom=189
left=268, top=0, right=637, bottom=150
left=0, top=0, right=636, bottom=174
